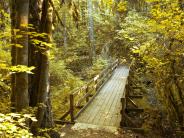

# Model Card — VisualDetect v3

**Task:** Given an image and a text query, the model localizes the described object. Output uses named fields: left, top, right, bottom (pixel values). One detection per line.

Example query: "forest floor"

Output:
left=60, top=124, right=143, bottom=138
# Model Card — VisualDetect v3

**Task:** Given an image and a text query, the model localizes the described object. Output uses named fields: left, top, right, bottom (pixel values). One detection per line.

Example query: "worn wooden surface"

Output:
left=76, top=66, right=129, bottom=127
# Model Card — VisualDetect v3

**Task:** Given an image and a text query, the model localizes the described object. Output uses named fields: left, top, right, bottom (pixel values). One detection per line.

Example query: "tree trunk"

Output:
left=10, top=0, right=16, bottom=112
left=15, top=0, right=29, bottom=112
left=29, top=0, right=42, bottom=107
left=36, top=0, right=54, bottom=128
left=87, top=0, right=95, bottom=63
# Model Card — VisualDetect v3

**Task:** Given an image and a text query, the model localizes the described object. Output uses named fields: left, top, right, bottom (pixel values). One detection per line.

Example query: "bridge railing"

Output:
left=57, top=59, right=119, bottom=124
left=120, top=60, right=144, bottom=129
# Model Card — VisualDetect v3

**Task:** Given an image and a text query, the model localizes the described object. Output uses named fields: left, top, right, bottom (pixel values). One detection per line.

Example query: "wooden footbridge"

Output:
left=56, top=59, right=143, bottom=129
left=76, top=65, right=129, bottom=127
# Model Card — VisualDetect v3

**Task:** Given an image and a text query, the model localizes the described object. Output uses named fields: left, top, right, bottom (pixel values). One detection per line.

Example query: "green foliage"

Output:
left=87, top=57, right=108, bottom=79
left=50, top=60, right=83, bottom=87
left=0, top=8, right=11, bottom=74
left=0, top=64, right=35, bottom=74
left=118, top=0, right=184, bottom=126
left=0, top=113, right=37, bottom=138
left=117, top=1, right=127, bottom=13
left=0, top=5, right=12, bottom=114
left=50, top=60, right=84, bottom=118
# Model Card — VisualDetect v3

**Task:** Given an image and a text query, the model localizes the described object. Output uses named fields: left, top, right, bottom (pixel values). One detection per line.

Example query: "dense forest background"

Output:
left=0, top=0, right=184, bottom=137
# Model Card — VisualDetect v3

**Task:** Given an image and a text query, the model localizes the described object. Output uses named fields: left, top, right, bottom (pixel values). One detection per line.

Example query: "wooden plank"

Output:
left=76, top=92, right=91, bottom=106
left=111, top=90, right=126, bottom=126
left=97, top=75, right=122, bottom=126
left=73, top=85, right=87, bottom=96
left=86, top=75, right=117, bottom=124
left=92, top=69, right=122, bottom=125
left=127, top=97, right=138, bottom=108
left=54, top=120, right=75, bottom=125
left=76, top=72, right=114, bottom=122
left=103, top=90, right=121, bottom=126
left=125, top=108, right=144, bottom=113
left=59, top=110, right=70, bottom=120
left=123, top=127, right=145, bottom=134
left=70, top=94, right=74, bottom=122
left=176, top=131, right=184, bottom=137
left=101, top=71, right=125, bottom=126
left=91, top=67, right=125, bottom=126
left=120, top=98, right=126, bottom=127
left=76, top=66, right=129, bottom=127
left=86, top=86, right=89, bottom=102
left=132, top=86, right=142, bottom=89
left=108, top=68, right=128, bottom=129
left=109, top=69, right=128, bottom=126
left=129, top=95, right=143, bottom=99
left=77, top=68, right=117, bottom=124
left=74, top=86, right=103, bottom=119
left=74, top=67, right=115, bottom=120
left=76, top=78, right=112, bottom=122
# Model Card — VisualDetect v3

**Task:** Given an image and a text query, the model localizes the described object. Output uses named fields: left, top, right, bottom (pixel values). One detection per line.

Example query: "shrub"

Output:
left=0, top=113, right=37, bottom=138
left=50, top=60, right=84, bottom=118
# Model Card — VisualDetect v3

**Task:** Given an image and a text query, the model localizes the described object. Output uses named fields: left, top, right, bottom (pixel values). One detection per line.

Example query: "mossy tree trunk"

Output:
left=14, top=0, right=30, bottom=112
left=10, top=0, right=17, bottom=112
left=36, top=0, right=54, bottom=128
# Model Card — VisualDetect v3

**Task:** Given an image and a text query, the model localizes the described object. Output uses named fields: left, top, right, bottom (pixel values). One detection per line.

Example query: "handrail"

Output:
left=120, top=60, right=133, bottom=127
left=58, top=59, right=119, bottom=123
left=120, top=59, right=144, bottom=128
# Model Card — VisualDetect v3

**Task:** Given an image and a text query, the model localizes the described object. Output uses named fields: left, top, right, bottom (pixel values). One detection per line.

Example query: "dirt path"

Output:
left=60, top=124, right=143, bottom=138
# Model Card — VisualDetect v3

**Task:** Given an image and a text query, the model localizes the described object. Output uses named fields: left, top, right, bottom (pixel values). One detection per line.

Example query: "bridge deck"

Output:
left=76, top=66, right=129, bottom=127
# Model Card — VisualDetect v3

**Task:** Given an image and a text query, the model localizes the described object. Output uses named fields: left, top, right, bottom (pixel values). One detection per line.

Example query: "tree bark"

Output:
left=87, top=0, right=95, bottom=63
left=29, top=0, right=42, bottom=107
left=36, top=0, right=54, bottom=128
left=15, top=0, right=29, bottom=112
left=10, top=0, right=17, bottom=112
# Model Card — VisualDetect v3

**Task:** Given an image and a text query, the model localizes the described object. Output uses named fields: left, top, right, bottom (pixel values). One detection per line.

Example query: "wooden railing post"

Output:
left=70, top=94, right=74, bottom=123
left=125, top=78, right=130, bottom=108
left=86, top=86, right=89, bottom=102
left=109, top=63, right=112, bottom=77
left=120, top=97, right=126, bottom=127
left=95, top=79, right=98, bottom=92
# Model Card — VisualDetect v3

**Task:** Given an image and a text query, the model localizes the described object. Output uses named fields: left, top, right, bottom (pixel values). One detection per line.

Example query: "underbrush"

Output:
left=50, top=57, right=109, bottom=119
left=50, top=60, right=84, bottom=118
left=128, top=58, right=174, bottom=137
left=0, top=113, right=36, bottom=138
left=0, top=48, right=11, bottom=114
left=86, top=57, right=108, bottom=79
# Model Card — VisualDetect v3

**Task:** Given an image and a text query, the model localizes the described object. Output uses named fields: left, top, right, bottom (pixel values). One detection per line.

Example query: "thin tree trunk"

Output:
left=87, top=0, right=95, bottom=63
left=63, top=9, right=67, bottom=53
left=10, top=0, right=16, bottom=112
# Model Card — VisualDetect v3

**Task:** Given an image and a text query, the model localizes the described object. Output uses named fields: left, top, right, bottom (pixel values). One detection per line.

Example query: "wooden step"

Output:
left=123, top=127, right=145, bottom=134
left=125, top=108, right=144, bottom=113
left=176, top=131, right=184, bottom=137
left=128, top=95, right=143, bottom=99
